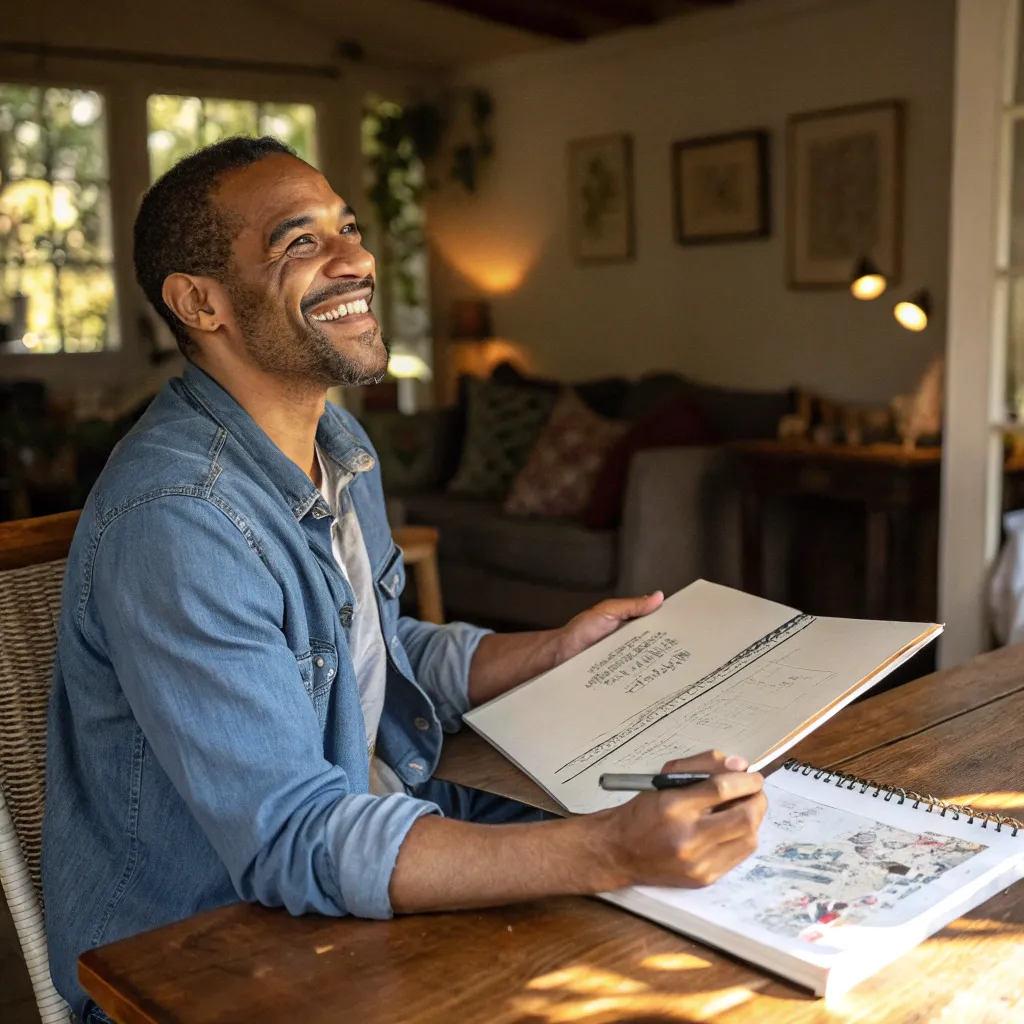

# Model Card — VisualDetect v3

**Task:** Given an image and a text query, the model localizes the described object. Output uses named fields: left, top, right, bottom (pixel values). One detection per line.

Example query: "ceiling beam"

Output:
left=421, top=0, right=587, bottom=40
left=546, top=0, right=658, bottom=26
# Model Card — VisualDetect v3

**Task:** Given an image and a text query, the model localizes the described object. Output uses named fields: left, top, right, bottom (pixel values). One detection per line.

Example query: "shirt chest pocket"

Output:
left=295, top=642, right=338, bottom=728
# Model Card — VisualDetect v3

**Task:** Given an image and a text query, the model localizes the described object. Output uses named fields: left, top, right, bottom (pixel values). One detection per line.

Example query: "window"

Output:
left=0, top=84, right=116, bottom=353
left=146, top=95, right=318, bottom=182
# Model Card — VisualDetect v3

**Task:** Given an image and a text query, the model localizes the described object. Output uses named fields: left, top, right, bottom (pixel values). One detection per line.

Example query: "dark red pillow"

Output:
left=584, top=393, right=716, bottom=530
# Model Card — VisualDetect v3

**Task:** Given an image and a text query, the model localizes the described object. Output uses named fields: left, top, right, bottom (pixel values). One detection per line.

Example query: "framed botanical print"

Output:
left=672, top=130, right=771, bottom=244
left=787, top=100, right=905, bottom=288
left=568, top=134, right=634, bottom=263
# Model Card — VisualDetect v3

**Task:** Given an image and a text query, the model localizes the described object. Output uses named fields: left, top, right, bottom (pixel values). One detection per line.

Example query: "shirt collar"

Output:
left=180, top=362, right=375, bottom=521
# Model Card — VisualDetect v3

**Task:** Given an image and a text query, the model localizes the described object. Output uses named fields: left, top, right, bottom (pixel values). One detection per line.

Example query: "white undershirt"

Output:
left=316, top=447, right=406, bottom=795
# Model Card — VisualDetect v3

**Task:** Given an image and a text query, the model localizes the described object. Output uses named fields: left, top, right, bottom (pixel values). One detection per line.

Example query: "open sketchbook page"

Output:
left=604, top=766, right=1024, bottom=996
left=464, top=581, right=940, bottom=814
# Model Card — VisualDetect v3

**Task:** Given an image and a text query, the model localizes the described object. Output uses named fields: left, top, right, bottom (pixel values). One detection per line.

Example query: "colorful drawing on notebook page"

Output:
left=705, top=790, right=987, bottom=943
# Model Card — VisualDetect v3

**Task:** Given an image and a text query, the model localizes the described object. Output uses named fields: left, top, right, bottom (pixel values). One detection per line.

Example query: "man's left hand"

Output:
left=554, top=591, right=665, bottom=665
left=468, top=592, right=665, bottom=706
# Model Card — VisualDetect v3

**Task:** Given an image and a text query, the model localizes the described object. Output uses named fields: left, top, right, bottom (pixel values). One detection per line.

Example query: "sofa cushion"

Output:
left=585, top=391, right=715, bottom=529
left=446, top=378, right=557, bottom=498
left=402, top=491, right=617, bottom=590
left=505, top=389, right=628, bottom=520
left=360, top=408, right=462, bottom=492
left=490, top=361, right=631, bottom=420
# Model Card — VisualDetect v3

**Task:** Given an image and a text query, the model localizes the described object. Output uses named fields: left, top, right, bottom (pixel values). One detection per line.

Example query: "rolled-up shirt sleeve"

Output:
left=396, top=618, right=492, bottom=730
left=88, top=496, right=439, bottom=918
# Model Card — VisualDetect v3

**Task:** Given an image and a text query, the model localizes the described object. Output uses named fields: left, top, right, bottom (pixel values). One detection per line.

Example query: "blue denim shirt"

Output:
left=41, top=364, right=489, bottom=1014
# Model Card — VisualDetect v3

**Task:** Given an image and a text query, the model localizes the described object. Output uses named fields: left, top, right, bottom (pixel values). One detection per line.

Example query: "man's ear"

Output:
left=162, top=274, right=226, bottom=336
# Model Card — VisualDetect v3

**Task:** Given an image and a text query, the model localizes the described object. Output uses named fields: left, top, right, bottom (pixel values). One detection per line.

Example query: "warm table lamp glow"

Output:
left=850, top=256, right=887, bottom=300
left=894, top=289, right=931, bottom=332
left=387, top=351, right=432, bottom=415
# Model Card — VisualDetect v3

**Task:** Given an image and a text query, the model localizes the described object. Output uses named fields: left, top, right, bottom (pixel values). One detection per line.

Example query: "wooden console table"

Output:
left=79, top=645, right=1024, bottom=1023
left=731, top=441, right=942, bottom=620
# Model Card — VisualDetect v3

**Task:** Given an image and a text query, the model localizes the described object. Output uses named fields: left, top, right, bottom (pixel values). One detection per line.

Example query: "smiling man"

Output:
left=41, top=137, right=766, bottom=1020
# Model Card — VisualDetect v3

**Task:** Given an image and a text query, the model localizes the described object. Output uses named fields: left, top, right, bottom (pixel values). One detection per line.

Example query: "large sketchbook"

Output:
left=604, top=761, right=1024, bottom=997
left=465, top=580, right=942, bottom=815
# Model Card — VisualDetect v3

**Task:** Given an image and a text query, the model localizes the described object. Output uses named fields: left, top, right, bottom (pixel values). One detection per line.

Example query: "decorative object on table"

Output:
left=446, top=378, right=557, bottom=498
left=891, top=354, right=944, bottom=450
left=568, top=134, right=634, bottom=263
left=894, top=288, right=931, bottom=331
left=672, top=129, right=770, bottom=244
left=787, top=100, right=904, bottom=288
left=504, top=389, right=629, bottom=519
left=850, top=255, right=888, bottom=300
left=841, top=407, right=864, bottom=446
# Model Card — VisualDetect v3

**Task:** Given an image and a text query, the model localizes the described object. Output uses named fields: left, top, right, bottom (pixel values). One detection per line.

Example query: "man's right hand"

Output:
left=596, top=751, right=767, bottom=890
left=389, top=749, right=767, bottom=914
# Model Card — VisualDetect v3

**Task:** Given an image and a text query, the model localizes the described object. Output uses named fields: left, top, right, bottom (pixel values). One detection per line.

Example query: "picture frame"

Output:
left=787, top=100, right=905, bottom=289
left=568, top=134, right=634, bottom=263
left=672, top=129, right=771, bottom=245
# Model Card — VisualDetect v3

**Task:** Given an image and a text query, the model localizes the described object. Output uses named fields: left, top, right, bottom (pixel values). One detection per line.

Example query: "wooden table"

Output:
left=80, top=645, right=1024, bottom=1023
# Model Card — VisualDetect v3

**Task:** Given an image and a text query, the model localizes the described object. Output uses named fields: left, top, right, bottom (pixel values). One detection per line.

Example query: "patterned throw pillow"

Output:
left=447, top=379, right=557, bottom=498
left=504, top=389, right=629, bottom=519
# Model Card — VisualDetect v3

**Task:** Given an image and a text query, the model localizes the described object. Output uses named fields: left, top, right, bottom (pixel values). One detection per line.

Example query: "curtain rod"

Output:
left=0, top=40, right=341, bottom=80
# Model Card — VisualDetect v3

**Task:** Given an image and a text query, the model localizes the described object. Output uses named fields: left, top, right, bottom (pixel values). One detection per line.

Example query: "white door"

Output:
left=940, top=0, right=1022, bottom=666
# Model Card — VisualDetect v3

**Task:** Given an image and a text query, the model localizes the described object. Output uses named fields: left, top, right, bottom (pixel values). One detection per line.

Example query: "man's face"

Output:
left=212, top=153, right=387, bottom=387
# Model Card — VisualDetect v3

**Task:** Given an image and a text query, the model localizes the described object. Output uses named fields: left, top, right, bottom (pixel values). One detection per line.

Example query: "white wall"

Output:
left=430, top=0, right=956, bottom=404
left=0, top=0, right=433, bottom=407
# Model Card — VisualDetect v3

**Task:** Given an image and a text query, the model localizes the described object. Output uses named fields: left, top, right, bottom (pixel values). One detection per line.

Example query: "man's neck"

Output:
left=193, top=358, right=326, bottom=485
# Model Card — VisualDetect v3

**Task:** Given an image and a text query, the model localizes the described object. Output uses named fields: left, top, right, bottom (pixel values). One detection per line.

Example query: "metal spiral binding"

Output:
left=781, top=759, right=1022, bottom=837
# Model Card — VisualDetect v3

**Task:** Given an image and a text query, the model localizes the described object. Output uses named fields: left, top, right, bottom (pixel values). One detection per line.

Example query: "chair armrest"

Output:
left=616, top=446, right=742, bottom=597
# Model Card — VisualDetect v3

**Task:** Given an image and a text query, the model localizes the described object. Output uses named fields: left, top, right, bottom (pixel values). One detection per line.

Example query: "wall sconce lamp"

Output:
left=894, top=289, right=931, bottom=332
left=850, top=257, right=887, bottom=300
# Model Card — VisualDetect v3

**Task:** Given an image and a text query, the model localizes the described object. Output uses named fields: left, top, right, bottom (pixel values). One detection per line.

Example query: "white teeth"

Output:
left=311, top=297, right=369, bottom=321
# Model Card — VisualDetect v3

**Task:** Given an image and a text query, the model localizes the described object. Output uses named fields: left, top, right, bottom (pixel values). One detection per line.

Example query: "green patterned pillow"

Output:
left=447, top=379, right=557, bottom=498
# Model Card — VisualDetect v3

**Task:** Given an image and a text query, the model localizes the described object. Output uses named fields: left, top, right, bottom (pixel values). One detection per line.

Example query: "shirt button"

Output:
left=339, top=606, right=353, bottom=627
left=414, top=717, right=430, bottom=731
left=315, top=656, right=325, bottom=669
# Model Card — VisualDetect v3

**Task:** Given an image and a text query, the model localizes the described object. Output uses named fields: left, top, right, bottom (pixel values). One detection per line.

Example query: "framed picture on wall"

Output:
left=787, top=99, right=905, bottom=288
left=672, top=130, right=771, bottom=244
left=568, top=134, right=634, bottom=263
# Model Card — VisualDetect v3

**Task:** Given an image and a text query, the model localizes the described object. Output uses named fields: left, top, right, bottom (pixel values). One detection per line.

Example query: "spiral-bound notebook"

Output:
left=601, top=760, right=1024, bottom=998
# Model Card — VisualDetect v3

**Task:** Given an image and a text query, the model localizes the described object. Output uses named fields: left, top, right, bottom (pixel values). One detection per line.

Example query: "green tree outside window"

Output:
left=146, top=95, right=318, bottom=182
left=0, top=84, right=117, bottom=353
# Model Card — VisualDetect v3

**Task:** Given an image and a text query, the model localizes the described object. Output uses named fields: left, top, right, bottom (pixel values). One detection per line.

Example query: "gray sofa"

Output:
left=386, top=446, right=741, bottom=628
left=364, top=368, right=793, bottom=630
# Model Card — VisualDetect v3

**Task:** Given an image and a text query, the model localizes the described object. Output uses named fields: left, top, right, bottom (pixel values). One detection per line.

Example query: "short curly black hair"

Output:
left=133, top=135, right=296, bottom=355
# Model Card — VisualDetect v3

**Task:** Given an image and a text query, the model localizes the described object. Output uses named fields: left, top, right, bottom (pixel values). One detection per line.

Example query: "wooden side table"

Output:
left=392, top=524, right=444, bottom=625
left=731, top=442, right=942, bottom=620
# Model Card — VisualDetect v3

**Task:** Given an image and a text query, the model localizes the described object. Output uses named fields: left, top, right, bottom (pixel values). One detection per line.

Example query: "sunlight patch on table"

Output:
left=639, top=952, right=710, bottom=971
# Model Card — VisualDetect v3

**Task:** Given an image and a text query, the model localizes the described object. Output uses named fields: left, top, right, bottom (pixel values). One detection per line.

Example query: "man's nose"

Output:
left=322, top=237, right=375, bottom=281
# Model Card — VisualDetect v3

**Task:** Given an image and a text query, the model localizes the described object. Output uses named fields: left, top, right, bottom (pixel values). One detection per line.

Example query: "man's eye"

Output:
left=288, top=234, right=318, bottom=252
left=341, top=223, right=359, bottom=235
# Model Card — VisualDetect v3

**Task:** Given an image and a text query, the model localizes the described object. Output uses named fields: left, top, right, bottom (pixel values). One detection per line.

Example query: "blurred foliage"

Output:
left=0, top=84, right=116, bottom=353
left=147, top=95, right=318, bottom=181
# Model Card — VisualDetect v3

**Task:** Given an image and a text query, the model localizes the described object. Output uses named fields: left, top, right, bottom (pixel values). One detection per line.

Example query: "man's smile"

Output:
left=308, top=296, right=372, bottom=322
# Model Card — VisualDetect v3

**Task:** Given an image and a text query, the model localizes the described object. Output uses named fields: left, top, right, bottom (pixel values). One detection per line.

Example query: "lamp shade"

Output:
left=451, top=299, right=493, bottom=341
left=850, top=256, right=887, bottom=301
left=894, top=289, right=931, bottom=332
